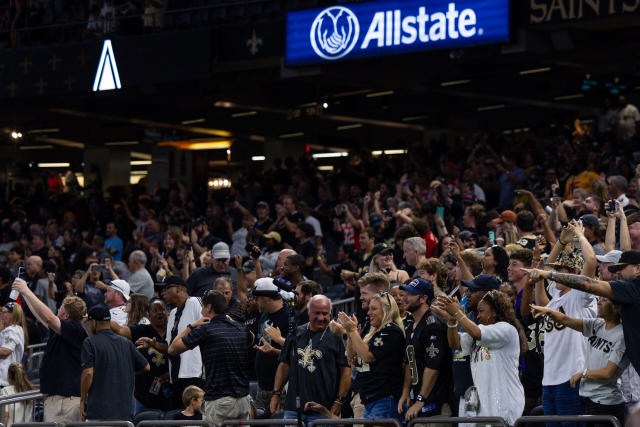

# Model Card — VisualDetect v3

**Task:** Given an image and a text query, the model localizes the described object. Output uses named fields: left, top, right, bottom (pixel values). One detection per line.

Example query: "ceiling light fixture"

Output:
left=519, top=67, right=552, bottom=75
left=252, top=156, right=266, bottom=161
left=477, top=104, right=506, bottom=111
left=38, top=162, right=70, bottom=168
left=372, top=149, right=408, bottom=156
left=440, top=79, right=471, bottom=87
left=19, top=145, right=53, bottom=150
left=337, top=123, right=362, bottom=131
left=157, top=139, right=233, bottom=150
left=231, top=111, right=257, bottom=118
left=181, top=118, right=206, bottom=125
left=130, top=160, right=152, bottom=166
left=366, top=90, right=394, bottom=98
left=554, top=94, right=584, bottom=101
left=279, top=132, right=304, bottom=139
left=312, top=152, right=348, bottom=159
left=27, top=128, right=60, bottom=134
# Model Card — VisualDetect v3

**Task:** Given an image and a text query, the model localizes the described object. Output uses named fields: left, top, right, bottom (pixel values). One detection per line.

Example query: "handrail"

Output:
left=515, top=415, right=622, bottom=427
left=0, top=391, right=43, bottom=405
left=310, top=418, right=401, bottom=427
left=138, top=422, right=215, bottom=427
left=408, top=417, right=509, bottom=427
left=13, top=423, right=58, bottom=427
left=220, top=420, right=304, bottom=426
left=67, top=422, right=134, bottom=427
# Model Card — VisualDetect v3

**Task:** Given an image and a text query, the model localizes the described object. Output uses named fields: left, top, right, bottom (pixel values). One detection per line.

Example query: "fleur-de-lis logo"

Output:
left=297, top=343, right=323, bottom=372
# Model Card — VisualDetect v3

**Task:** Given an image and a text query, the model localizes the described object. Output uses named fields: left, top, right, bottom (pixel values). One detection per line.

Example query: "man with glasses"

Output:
left=187, top=242, right=237, bottom=298
left=168, top=290, right=253, bottom=425
left=160, top=275, right=204, bottom=409
left=398, top=278, right=454, bottom=423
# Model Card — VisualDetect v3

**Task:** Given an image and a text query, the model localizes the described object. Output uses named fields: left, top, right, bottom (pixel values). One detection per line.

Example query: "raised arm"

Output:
left=572, top=221, right=596, bottom=278
left=12, top=278, right=62, bottom=334
left=338, top=312, right=375, bottom=363
left=521, top=268, right=614, bottom=299
left=529, top=304, right=583, bottom=332
left=605, top=205, right=617, bottom=253
left=449, top=242, right=473, bottom=281
left=617, top=201, right=631, bottom=251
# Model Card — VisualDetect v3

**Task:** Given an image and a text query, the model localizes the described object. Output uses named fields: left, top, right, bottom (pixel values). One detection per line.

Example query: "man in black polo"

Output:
left=187, top=242, right=237, bottom=297
left=80, top=305, right=149, bottom=421
left=168, top=290, right=253, bottom=425
left=398, top=278, right=453, bottom=421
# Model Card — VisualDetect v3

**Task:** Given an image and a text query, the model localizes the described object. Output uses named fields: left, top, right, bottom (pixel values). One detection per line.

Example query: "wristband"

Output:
left=559, top=239, right=568, bottom=246
left=335, top=396, right=347, bottom=405
left=187, top=324, right=194, bottom=331
left=447, top=321, right=459, bottom=329
left=416, top=395, right=425, bottom=402
left=550, top=270, right=556, bottom=282
left=582, top=369, right=588, bottom=379
left=237, top=267, right=244, bottom=272
left=272, top=389, right=282, bottom=396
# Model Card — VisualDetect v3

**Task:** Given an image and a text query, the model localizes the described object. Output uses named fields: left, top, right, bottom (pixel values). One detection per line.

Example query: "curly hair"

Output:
left=479, top=290, right=526, bottom=353
left=416, top=258, right=447, bottom=289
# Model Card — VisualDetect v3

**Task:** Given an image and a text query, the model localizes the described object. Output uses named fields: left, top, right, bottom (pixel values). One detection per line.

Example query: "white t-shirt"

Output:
left=0, top=325, right=24, bottom=386
left=461, top=322, right=524, bottom=425
left=305, top=215, right=323, bottom=238
left=542, top=282, right=597, bottom=386
left=620, top=364, right=640, bottom=404
left=166, top=297, right=203, bottom=380
left=0, top=385, right=32, bottom=425
left=35, top=278, right=58, bottom=314
left=231, top=227, right=249, bottom=258
left=580, top=318, right=628, bottom=404
left=110, top=305, right=128, bottom=326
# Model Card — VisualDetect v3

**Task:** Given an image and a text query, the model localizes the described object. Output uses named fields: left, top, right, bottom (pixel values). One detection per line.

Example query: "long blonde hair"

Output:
left=363, top=292, right=405, bottom=344
left=369, top=255, right=398, bottom=275
left=7, top=363, right=34, bottom=393
left=5, top=303, right=29, bottom=347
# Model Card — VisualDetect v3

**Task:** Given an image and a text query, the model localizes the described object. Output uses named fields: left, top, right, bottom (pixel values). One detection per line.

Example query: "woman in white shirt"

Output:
left=434, top=290, right=525, bottom=425
left=531, top=297, right=628, bottom=425
left=0, top=302, right=28, bottom=387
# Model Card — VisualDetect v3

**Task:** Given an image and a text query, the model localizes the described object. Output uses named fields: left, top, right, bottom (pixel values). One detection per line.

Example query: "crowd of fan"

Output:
left=0, top=97, right=638, bottom=425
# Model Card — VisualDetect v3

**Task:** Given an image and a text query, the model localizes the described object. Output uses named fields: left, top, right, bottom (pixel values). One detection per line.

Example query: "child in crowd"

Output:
left=1, top=363, right=35, bottom=426
left=173, top=385, right=204, bottom=422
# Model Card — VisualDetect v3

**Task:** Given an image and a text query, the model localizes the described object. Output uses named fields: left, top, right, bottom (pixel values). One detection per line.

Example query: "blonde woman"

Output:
left=368, top=244, right=409, bottom=284
left=1, top=363, right=35, bottom=425
left=336, top=292, right=406, bottom=419
left=0, top=302, right=28, bottom=387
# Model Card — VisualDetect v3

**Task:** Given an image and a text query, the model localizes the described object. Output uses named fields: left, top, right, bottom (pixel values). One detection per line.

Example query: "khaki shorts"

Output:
left=43, top=395, right=82, bottom=424
left=203, top=395, right=251, bottom=425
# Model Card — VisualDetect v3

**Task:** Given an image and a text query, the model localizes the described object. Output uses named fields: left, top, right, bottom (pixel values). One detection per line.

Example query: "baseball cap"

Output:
left=462, top=192, right=477, bottom=204
left=252, top=278, right=281, bottom=298
left=492, top=210, right=517, bottom=224
left=461, top=274, right=501, bottom=291
left=371, top=243, right=394, bottom=258
left=263, top=231, right=282, bottom=243
left=546, top=251, right=584, bottom=273
left=579, top=214, right=600, bottom=228
left=400, top=278, right=435, bottom=301
left=369, top=213, right=383, bottom=227
left=257, top=201, right=269, bottom=209
left=159, top=275, right=187, bottom=290
left=88, top=305, right=111, bottom=321
left=107, top=279, right=130, bottom=301
left=608, top=250, right=640, bottom=273
left=212, top=242, right=231, bottom=259
left=459, top=230, right=477, bottom=241
left=596, top=250, right=622, bottom=264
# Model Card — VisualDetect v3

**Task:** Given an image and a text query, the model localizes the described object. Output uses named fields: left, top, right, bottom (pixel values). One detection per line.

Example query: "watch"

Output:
left=335, top=396, right=347, bottom=405
left=582, top=369, right=588, bottom=379
left=187, top=324, right=194, bottom=331
left=416, top=395, right=425, bottom=402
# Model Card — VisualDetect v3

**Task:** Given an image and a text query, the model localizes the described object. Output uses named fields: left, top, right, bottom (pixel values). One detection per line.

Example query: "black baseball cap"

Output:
left=400, top=278, right=435, bottom=301
left=371, top=243, right=394, bottom=258
left=461, top=274, right=501, bottom=291
left=608, top=250, right=640, bottom=273
left=579, top=214, right=600, bottom=228
left=157, top=275, right=187, bottom=290
left=88, top=305, right=111, bottom=321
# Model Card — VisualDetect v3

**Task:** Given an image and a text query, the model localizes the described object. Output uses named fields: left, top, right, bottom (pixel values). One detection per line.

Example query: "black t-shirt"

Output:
left=244, top=312, right=260, bottom=381
left=295, top=240, right=316, bottom=278
left=519, top=312, right=544, bottom=395
left=129, top=324, right=171, bottom=410
left=173, top=411, right=203, bottom=421
left=452, top=311, right=476, bottom=397
left=280, top=325, right=348, bottom=413
left=40, top=319, right=87, bottom=396
left=81, top=329, right=148, bottom=420
left=186, top=266, right=237, bottom=298
left=256, top=307, right=290, bottom=390
left=611, top=278, right=640, bottom=374
left=404, top=310, right=453, bottom=411
left=356, top=323, right=405, bottom=404
left=297, top=308, right=309, bottom=326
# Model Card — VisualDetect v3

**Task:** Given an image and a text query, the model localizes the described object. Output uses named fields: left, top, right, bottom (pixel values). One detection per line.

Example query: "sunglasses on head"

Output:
left=376, top=291, right=391, bottom=305
left=2, top=303, right=15, bottom=313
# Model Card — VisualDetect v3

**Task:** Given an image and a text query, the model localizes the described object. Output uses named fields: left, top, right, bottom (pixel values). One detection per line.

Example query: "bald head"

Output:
left=276, top=249, right=296, bottom=275
left=26, top=256, right=43, bottom=277
left=308, top=295, right=331, bottom=332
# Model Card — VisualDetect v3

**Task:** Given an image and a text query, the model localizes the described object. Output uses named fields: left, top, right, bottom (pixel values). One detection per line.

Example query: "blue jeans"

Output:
left=363, top=396, right=399, bottom=419
left=285, top=410, right=325, bottom=426
left=542, top=381, right=584, bottom=427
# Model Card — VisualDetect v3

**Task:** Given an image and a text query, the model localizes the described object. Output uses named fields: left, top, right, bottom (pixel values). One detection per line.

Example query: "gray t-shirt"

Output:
left=128, top=268, right=154, bottom=300
left=580, top=318, right=628, bottom=404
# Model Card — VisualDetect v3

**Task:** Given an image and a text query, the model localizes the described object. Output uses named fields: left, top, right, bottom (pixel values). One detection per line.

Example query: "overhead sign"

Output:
left=529, top=0, right=640, bottom=24
left=286, top=0, right=510, bottom=66
left=93, top=39, right=121, bottom=91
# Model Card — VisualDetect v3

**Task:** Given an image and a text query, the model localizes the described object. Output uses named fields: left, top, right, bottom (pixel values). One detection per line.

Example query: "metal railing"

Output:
left=310, top=418, right=402, bottom=427
left=331, top=297, right=355, bottom=317
left=67, top=422, right=134, bottom=427
left=408, top=417, right=509, bottom=427
left=13, top=423, right=58, bottom=427
left=220, top=420, right=304, bottom=427
left=515, top=415, right=622, bottom=427
left=0, top=391, right=46, bottom=426
left=138, top=421, right=215, bottom=427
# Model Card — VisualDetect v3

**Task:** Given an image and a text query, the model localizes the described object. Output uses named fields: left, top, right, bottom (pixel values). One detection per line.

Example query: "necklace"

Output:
left=307, top=326, right=328, bottom=349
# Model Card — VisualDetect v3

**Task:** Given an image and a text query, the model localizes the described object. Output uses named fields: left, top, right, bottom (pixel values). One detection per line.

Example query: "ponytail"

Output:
left=7, top=363, right=35, bottom=393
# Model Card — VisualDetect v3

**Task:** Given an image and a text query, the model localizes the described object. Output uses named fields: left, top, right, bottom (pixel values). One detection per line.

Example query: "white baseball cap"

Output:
left=108, top=279, right=130, bottom=301
left=212, top=242, right=231, bottom=259
left=596, top=250, right=622, bottom=264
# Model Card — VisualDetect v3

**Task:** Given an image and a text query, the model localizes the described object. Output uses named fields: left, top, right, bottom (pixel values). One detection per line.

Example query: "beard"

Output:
left=406, top=298, right=422, bottom=313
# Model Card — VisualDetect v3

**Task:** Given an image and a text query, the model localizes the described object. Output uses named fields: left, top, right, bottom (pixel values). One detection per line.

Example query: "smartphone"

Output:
left=17, top=266, right=24, bottom=279
left=488, top=231, right=495, bottom=245
left=448, top=284, right=460, bottom=297
left=609, top=200, right=616, bottom=211
left=436, top=206, right=445, bottom=221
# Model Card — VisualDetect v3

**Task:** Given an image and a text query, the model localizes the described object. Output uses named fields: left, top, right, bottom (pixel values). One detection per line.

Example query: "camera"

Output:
left=245, top=243, right=261, bottom=259
left=609, top=200, right=616, bottom=212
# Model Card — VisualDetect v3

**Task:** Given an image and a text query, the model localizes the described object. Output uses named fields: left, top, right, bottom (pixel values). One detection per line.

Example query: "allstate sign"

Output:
left=286, top=0, right=510, bottom=66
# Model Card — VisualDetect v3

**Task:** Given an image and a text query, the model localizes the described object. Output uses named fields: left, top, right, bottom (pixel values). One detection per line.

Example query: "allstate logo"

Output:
left=310, top=6, right=359, bottom=60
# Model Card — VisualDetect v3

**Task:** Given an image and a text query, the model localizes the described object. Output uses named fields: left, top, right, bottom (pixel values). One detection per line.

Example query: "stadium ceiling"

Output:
left=2, top=23, right=639, bottom=162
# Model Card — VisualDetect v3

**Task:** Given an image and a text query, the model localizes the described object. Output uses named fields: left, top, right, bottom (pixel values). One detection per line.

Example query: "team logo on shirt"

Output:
left=472, top=345, right=491, bottom=363
left=542, top=306, right=567, bottom=332
left=588, top=335, right=615, bottom=353
left=426, top=343, right=439, bottom=358
left=373, top=337, right=384, bottom=347
left=149, top=347, right=166, bottom=367
left=297, top=343, right=323, bottom=373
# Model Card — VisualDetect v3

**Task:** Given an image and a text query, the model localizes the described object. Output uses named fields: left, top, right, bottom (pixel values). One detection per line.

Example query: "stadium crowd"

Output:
left=0, top=96, right=638, bottom=425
